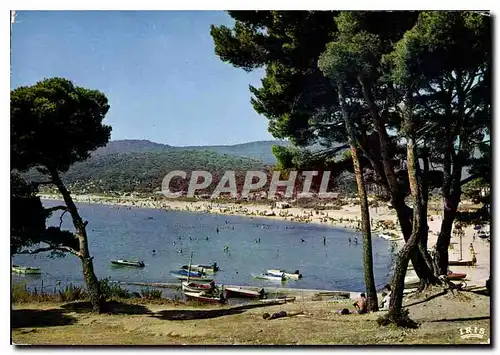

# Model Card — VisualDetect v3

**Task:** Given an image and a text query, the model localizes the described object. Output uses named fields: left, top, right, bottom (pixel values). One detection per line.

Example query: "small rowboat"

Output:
left=182, top=263, right=219, bottom=274
left=252, top=272, right=286, bottom=282
left=267, top=269, right=302, bottom=280
left=181, top=281, right=215, bottom=293
left=225, top=286, right=265, bottom=299
left=447, top=271, right=467, bottom=280
left=111, top=260, right=145, bottom=268
left=174, top=269, right=203, bottom=277
left=171, top=271, right=214, bottom=282
left=184, top=291, right=227, bottom=304
left=260, top=296, right=296, bottom=304
left=12, top=265, right=41, bottom=274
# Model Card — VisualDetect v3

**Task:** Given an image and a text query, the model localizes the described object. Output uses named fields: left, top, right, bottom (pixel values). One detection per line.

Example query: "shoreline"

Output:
left=39, top=193, right=404, bottom=239
left=38, top=193, right=490, bottom=288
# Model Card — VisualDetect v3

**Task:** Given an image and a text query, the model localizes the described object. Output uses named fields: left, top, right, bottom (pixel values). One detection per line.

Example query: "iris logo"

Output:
left=459, top=326, right=487, bottom=340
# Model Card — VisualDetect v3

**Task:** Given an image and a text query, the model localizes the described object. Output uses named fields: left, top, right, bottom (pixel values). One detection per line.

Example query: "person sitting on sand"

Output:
left=353, top=293, right=367, bottom=314
left=336, top=308, right=352, bottom=315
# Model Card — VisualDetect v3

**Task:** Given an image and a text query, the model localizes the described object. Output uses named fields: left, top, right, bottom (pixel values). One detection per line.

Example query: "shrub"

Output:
left=140, top=288, right=163, bottom=300
left=57, top=284, right=87, bottom=302
left=99, top=278, right=131, bottom=299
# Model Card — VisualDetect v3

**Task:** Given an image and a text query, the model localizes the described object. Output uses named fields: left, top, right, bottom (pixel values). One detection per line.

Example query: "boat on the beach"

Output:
left=405, top=270, right=466, bottom=288
left=267, top=269, right=302, bottom=280
left=184, top=291, right=227, bottom=304
left=181, top=281, right=215, bottom=293
left=447, top=271, right=467, bottom=280
left=260, top=296, right=296, bottom=304
left=224, top=286, right=265, bottom=299
left=171, top=271, right=214, bottom=282
left=252, top=272, right=286, bottom=282
left=12, top=265, right=41, bottom=274
left=110, top=259, right=145, bottom=268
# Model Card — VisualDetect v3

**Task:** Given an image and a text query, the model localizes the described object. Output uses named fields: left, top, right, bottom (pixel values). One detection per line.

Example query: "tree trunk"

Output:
left=357, top=77, right=436, bottom=284
left=49, top=168, right=104, bottom=313
left=338, top=82, right=378, bottom=311
left=387, top=102, right=423, bottom=326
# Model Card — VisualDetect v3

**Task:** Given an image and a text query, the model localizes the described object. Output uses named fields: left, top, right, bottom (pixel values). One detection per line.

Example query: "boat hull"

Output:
left=182, top=265, right=217, bottom=274
left=184, top=291, right=226, bottom=304
left=181, top=281, right=214, bottom=293
left=225, top=287, right=264, bottom=299
left=447, top=272, right=467, bottom=280
left=12, top=265, right=41, bottom=274
left=267, top=269, right=302, bottom=280
left=171, top=272, right=214, bottom=282
left=252, top=273, right=285, bottom=282
left=111, top=260, right=145, bottom=267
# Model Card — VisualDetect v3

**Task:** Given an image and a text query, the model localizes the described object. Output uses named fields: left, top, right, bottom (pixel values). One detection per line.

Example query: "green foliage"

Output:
left=99, top=278, right=131, bottom=299
left=140, top=288, right=163, bottom=300
left=10, top=173, right=48, bottom=254
left=11, top=77, right=112, bottom=173
left=11, top=172, right=79, bottom=254
left=12, top=281, right=87, bottom=303
left=57, top=284, right=87, bottom=302
left=28, top=149, right=266, bottom=194
left=377, top=308, right=419, bottom=328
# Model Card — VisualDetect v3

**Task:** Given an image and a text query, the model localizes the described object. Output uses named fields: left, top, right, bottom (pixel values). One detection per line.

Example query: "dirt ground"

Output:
left=12, top=287, right=491, bottom=346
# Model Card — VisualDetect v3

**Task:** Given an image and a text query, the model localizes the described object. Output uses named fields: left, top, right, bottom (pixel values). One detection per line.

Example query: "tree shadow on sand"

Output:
left=152, top=302, right=284, bottom=321
left=430, top=315, right=490, bottom=323
left=12, top=309, right=77, bottom=329
left=60, top=300, right=152, bottom=315
left=404, top=290, right=447, bottom=308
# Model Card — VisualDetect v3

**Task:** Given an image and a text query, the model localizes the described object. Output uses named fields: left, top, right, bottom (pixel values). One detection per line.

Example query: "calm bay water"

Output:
left=13, top=200, right=395, bottom=295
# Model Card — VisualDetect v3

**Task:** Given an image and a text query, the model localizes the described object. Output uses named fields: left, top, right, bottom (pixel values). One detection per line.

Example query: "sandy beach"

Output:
left=39, top=193, right=490, bottom=288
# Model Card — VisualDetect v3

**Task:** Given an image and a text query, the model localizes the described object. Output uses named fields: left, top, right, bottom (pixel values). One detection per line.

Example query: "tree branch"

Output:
left=59, top=210, right=69, bottom=228
left=460, top=174, right=480, bottom=186
left=18, top=245, right=81, bottom=257
left=32, top=181, right=54, bottom=187
left=45, top=205, right=68, bottom=213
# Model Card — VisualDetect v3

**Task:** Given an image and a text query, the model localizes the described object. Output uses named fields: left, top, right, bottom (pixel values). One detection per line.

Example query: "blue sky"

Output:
left=11, top=11, right=274, bottom=146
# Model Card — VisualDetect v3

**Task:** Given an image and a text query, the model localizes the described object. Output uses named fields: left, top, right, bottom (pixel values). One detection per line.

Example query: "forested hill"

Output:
left=25, top=139, right=290, bottom=193
left=94, top=139, right=291, bottom=164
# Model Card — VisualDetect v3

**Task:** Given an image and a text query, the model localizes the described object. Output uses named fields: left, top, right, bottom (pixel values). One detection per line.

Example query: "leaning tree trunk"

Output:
left=338, top=82, right=378, bottom=311
left=386, top=104, right=424, bottom=326
left=50, top=168, right=104, bottom=313
left=358, top=77, right=436, bottom=285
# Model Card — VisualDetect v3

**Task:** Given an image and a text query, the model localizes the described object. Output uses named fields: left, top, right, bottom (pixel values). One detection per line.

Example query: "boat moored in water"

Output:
left=267, top=269, right=302, bottom=280
left=12, top=265, right=41, bottom=274
left=181, top=263, right=219, bottom=274
left=171, top=271, right=214, bottom=282
left=252, top=272, right=286, bottom=282
left=111, top=260, right=145, bottom=268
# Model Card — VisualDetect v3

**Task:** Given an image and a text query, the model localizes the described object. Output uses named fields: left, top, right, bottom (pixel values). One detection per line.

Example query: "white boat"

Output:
left=181, top=281, right=215, bottom=293
left=379, top=234, right=404, bottom=241
left=252, top=272, right=286, bottom=282
left=181, top=263, right=219, bottom=274
left=267, top=269, right=302, bottom=280
left=12, top=265, right=41, bottom=274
